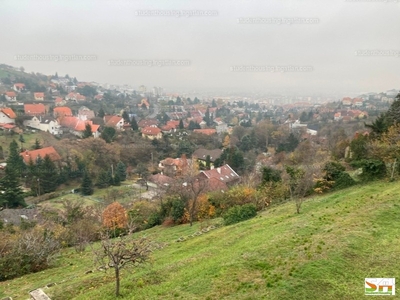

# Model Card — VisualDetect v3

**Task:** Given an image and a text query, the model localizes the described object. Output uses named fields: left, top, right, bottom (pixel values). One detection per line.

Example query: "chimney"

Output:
left=217, top=167, right=221, bottom=174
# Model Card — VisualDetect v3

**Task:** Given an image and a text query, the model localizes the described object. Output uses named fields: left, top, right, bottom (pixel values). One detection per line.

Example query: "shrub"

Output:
left=333, top=172, right=355, bottom=190
left=223, top=204, right=257, bottom=226
left=351, top=159, right=386, bottom=181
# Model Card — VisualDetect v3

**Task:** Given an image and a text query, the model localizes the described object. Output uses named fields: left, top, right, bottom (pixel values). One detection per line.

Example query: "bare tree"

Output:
left=93, top=233, right=153, bottom=297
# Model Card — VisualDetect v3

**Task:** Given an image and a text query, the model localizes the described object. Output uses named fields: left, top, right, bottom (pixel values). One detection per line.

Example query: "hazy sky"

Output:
left=1, top=0, right=400, bottom=95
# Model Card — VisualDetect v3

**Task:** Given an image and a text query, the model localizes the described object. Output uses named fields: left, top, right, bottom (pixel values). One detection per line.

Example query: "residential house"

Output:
left=0, top=108, right=16, bottom=124
left=198, top=164, right=240, bottom=186
left=34, top=92, right=44, bottom=101
left=104, top=115, right=124, bottom=130
left=193, top=129, right=216, bottom=135
left=342, top=97, right=352, bottom=106
left=214, top=118, right=228, bottom=134
left=192, top=148, right=222, bottom=169
left=20, top=147, right=61, bottom=165
left=334, top=112, right=342, bottom=121
left=78, top=106, right=95, bottom=120
left=13, top=83, right=25, bottom=92
left=5, top=91, right=17, bottom=102
left=53, top=107, right=72, bottom=118
left=59, top=116, right=100, bottom=138
left=54, top=97, right=66, bottom=106
left=148, top=173, right=174, bottom=188
left=138, top=119, right=159, bottom=129
left=158, top=156, right=190, bottom=177
left=141, top=126, right=162, bottom=140
left=65, top=92, right=86, bottom=102
left=39, top=116, right=62, bottom=135
left=24, top=103, right=46, bottom=116
left=138, top=98, right=150, bottom=109
left=353, top=98, right=363, bottom=107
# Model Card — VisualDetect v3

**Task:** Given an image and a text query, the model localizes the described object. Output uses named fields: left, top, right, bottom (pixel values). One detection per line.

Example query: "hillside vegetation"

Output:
left=1, top=180, right=399, bottom=299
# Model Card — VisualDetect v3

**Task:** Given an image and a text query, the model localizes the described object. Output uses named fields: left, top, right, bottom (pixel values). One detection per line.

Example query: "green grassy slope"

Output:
left=1, top=181, right=399, bottom=299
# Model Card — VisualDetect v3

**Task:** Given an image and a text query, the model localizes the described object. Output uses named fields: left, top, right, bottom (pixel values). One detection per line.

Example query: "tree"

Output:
left=96, top=170, right=111, bottom=188
left=93, top=234, right=152, bottom=297
left=179, top=119, right=184, bottom=130
left=130, top=116, right=138, bottom=131
left=283, top=164, right=321, bottom=214
left=0, top=164, right=25, bottom=208
left=116, top=161, right=127, bottom=181
left=205, top=155, right=211, bottom=170
left=101, top=127, right=116, bottom=143
left=38, top=154, right=58, bottom=193
left=122, top=111, right=130, bottom=123
left=6, top=140, right=25, bottom=177
left=82, top=123, right=92, bottom=139
left=102, top=202, right=128, bottom=230
left=33, top=138, right=41, bottom=150
left=19, top=134, right=25, bottom=151
left=98, top=108, right=105, bottom=118
left=81, top=172, right=94, bottom=195
left=0, top=146, right=4, bottom=160
left=211, top=99, right=217, bottom=107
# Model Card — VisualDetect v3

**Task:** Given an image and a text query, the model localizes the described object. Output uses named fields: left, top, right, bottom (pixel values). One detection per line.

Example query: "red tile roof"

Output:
left=54, top=107, right=72, bottom=117
left=199, top=164, right=240, bottom=184
left=1, top=108, right=16, bottom=119
left=34, top=92, right=44, bottom=98
left=104, top=115, right=123, bottom=127
left=193, top=129, right=217, bottom=135
left=138, top=119, right=159, bottom=128
left=5, top=91, right=16, bottom=97
left=141, top=126, right=162, bottom=135
left=14, top=83, right=25, bottom=89
left=59, top=116, right=99, bottom=133
left=24, top=104, right=46, bottom=116
left=20, top=147, right=61, bottom=164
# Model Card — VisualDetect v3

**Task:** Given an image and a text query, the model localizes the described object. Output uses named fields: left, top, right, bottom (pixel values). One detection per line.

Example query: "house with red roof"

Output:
left=34, top=92, right=44, bottom=101
left=198, top=164, right=240, bottom=186
left=104, top=115, right=124, bottom=130
left=138, top=119, right=159, bottom=129
left=141, top=126, right=162, bottom=140
left=342, top=97, right=352, bottom=106
left=158, top=155, right=190, bottom=177
left=65, top=92, right=86, bottom=102
left=54, top=97, right=66, bottom=107
left=0, top=108, right=16, bottom=124
left=193, top=128, right=217, bottom=135
left=138, top=98, right=150, bottom=109
left=53, top=107, right=72, bottom=118
left=24, top=104, right=46, bottom=116
left=78, top=106, right=95, bottom=120
left=59, top=116, right=100, bottom=138
left=20, top=147, right=61, bottom=165
left=13, top=83, right=25, bottom=92
left=4, top=91, right=17, bottom=102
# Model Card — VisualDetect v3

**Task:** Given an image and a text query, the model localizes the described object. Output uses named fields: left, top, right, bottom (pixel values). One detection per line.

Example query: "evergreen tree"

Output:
left=33, top=138, right=41, bottom=149
left=96, top=170, right=111, bottom=188
left=122, top=111, right=130, bottom=123
left=179, top=119, right=184, bottom=130
left=101, top=127, right=116, bottom=143
left=0, top=146, right=4, bottom=160
left=38, top=155, right=58, bottom=194
left=98, top=108, right=105, bottom=118
left=116, top=161, right=127, bottom=181
left=106, top=169, right=114, bottom=186
left=211, top=99, right=217, bottom=107
left=82, top=124, right=92, bottom=139
left=113, top=172, right=121, bottom=186
left=131, top=116, right=138, bottom=131
left=81, top=172, right=94, bottom=195
left=0, top=165, right=25, bottom=208
left=19, top=134, right=25, bottom=151
left=204, top=107, right=211, bottom=126
left=205, top=155, right=211, bottom=170
left=7, top=140, right=25, bottom=177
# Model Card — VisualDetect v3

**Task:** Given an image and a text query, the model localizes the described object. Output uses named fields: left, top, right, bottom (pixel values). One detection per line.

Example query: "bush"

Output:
left=333, top=172, right=355, bottom=190
left=223, top=204, right=257, bottom=226
left=351, top=159, right=386, bottom=182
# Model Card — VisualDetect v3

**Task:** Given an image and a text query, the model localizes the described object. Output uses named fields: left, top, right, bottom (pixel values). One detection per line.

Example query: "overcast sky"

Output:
left=1, top=0, right=400, bottom=96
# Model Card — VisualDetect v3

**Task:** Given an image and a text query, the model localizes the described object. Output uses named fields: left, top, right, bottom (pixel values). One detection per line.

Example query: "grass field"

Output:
left=1, top=180, right=399, bottom=299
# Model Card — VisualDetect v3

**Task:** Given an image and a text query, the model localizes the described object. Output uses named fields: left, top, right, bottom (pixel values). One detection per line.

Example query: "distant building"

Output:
left=4, top=91, right=17, bottom=102
left=34, top=92, right=44, bottom=101
left=141, top=126, right=162, bottom=140
left=24, top=103, right=46, bottom=116
left=198, top=164, right=240, bottom=186
left=20, top=146, right=61, bottom=165
left=0, top=108, right=16, bottom=124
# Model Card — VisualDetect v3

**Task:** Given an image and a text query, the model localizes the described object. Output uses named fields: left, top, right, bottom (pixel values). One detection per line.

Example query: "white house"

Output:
left=24, top=116, right=62, bottom=135
left=5, top=92, right=17, bottom=102
left=0, top=108, right=16, bottom=124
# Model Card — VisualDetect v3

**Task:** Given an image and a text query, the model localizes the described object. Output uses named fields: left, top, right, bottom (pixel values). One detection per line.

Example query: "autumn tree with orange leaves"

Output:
left=102, top=202, right=128, bottom=233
